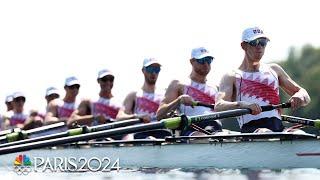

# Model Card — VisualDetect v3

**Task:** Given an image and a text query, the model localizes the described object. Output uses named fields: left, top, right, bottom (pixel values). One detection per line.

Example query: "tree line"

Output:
left=279, top=44, right=320, bottom=119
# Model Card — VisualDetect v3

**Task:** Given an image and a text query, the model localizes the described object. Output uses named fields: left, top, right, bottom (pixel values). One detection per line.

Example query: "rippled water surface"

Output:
left=2, top=167, right=320, bottom=180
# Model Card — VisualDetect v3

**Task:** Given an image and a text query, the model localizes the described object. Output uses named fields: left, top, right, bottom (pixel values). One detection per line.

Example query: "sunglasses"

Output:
left=247, top=38, right=269, bottom=47
left=144, top=66, right=161, bottom=74
left=14, top=97, right=26, bottom=102
left=67, top=84, right=80, bottom=90
left=99, top=75, right=114, bottom=82
left=195, top=56, right=213, bottom=65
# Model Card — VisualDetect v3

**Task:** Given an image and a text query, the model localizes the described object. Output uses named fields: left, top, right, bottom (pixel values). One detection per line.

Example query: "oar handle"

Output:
left=261, top=102, right=291, bottom=112
left=192, top=101, right=215, bottom=109
left=191, top=102, right=291, bottom=112
left=282, top=115, right=320, bottom=129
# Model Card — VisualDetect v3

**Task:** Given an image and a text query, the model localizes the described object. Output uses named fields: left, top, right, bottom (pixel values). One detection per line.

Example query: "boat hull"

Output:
left=1, top=138, right=320, bottom=169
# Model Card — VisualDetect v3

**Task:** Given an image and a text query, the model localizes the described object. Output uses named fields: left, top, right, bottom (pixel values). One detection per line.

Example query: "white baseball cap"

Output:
left=5, top=95, right=13, bottom=103
left=45, top=87, right=60, bottom=97
left=97, top=69, right=114, bottom=79
left=143, top=58, right=161, bottom=67
left=242, top=26, right=269, bottom=42
left=13, top=92, right=25, bottom=99
left=64, top=76, right=80, bottom=86
left=191, top=47, right=214, bottom=59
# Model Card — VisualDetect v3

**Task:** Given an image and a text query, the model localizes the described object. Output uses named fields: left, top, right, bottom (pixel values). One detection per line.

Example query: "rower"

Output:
left=5, top=92, right=44, bottom=130
left=45, top=86, right=60, bottom=106
left=5, top=94, right=14, bottom=112
left=214, top=26, right=311, bottom=133
left=1, top=95, right=14, bottom=130
left=68, top=69, right=136, bottom=131
left=45, top=76, right=80, bottom=129
left=121, top=58, right=171, bottom=139
left=156, top=47, right=222, bottom=136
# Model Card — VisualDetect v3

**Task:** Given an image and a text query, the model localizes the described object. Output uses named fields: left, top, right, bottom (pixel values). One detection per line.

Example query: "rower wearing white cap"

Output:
left=45, top=76, right=80, bottom=126
left=215, top=26, right=311, bottom=133
left=68, top=69, right=134, bottom=129
left=5, top=95, right=14, bottom=112
left=122, top=58, right=163, bottom=122
left=45, top=87, right=60, bottom=105
left=4, top=92, right=43, bottom=130
left=157, top=47, right=221, bottom=136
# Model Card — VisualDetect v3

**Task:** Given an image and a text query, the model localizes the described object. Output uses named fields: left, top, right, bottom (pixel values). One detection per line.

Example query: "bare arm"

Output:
left=122, top=91, right=136, bottom=114
left=67, top=99, right=95, bottom=128
left=156, top=80, right=193, bottom=120
left=214, top=72, right=262, bottom=115
left=44, top=100, right=65, bottom=125
left=270, top=63, right=311, bottom=108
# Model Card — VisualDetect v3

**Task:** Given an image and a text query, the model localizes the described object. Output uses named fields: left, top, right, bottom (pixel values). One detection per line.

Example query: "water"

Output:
left=2, top=167, right=320, bottom=180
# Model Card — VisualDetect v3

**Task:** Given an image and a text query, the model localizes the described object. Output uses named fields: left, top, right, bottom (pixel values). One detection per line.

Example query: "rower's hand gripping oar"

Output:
left=191, top=101, right=215, bottom=109
left=165, top=102, right=291, bottom=130
left=282, top=115, right=320, bottom=129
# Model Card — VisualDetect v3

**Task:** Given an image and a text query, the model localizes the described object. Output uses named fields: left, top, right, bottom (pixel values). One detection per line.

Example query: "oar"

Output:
left=282, top=115, right=320, bottom=129
left=0, top=128, right=20, bottom=136
left=0, top=122, right=66, bottom=143
left=0, top=103, right=290, bottom=155
left=0, top=118, right=142, bottom=149
left=191, top=101, right=215, bottom=109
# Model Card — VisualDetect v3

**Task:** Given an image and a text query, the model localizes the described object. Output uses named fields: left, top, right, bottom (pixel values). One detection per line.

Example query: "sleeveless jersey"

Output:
left=91, top=97, right=121, bottom=120
left=235, top=63, right=281, bottom=128
left=134, top=90, right=163, bottom=121
left=179, top=79, right=218, bottom=116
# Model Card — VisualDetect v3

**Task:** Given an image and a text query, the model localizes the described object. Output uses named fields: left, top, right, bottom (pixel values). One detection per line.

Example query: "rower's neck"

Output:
left=239, top=57, right=261, bottom=72
left=190, top=71, right=206, bottom=84
left=63, top=96, right=76, bottom=103
left=142, top=82, right=156, bottom=93
left=99, top=91, right=113, bottom=99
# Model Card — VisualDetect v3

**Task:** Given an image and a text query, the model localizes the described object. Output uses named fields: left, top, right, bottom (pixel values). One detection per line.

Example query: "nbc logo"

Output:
left=13, top=154, right=32, bottom=175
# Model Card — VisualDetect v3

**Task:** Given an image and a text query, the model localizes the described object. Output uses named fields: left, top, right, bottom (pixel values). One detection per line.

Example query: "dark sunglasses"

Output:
left=14, top=97, right=26, bottom=102
left=195, top=56, right=213, bottom=65
left=68, top=84, right=80, bottom=90
left=144, top=66, right=161, bottom=74
left=247, top=38, right=269, bottom=47
left=99, top=75, right=114, bottom=82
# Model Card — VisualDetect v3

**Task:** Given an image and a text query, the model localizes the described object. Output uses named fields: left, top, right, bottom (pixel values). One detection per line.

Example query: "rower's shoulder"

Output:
left=168, top=79, right=184, bottom=89
left=221, top=71, right=237, bottom=81
left=267, top=63, right=285, bottom=74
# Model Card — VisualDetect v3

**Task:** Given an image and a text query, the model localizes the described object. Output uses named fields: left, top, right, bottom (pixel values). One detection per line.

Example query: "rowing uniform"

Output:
left=235, top=63, right=283, bottom=133
left=42, top=99, right=79, bottom=135
left=134, top=90, right=163, bottom=121
left=8, top=112, right=28, bottom=128
left=131, top=90, right=172, bottom=139
left=91, top=97, right=121, bottom=126
left=179, top=79, right=221, bottom=135
left=56, top=99, right=79, bottom=119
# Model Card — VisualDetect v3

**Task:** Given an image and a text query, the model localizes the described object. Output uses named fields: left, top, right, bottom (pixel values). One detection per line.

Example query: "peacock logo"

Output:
left=13, top=154, right=32, bottom=175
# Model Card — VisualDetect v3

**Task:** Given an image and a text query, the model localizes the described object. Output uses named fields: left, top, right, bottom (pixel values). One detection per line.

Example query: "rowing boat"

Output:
left=0, top=103, right=319, bottom=169
left=0, top=132, right=319, bottom=169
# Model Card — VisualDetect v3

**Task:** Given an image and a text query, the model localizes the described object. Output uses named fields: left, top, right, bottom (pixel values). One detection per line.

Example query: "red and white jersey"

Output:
left=179, top=79, right=218, bottom=116
left=91, top=97, right=121, bottom=120
left=9, top=112, right=28, bottom=127
left=134, top=90, right=163, bottom=121
left=56, top=99, right=79, bottom=119
left=235, top=63, right=281, bottom=127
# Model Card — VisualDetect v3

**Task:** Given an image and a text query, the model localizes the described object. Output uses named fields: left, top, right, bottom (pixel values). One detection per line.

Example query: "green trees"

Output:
left=279, top=45, right=320, bottom=119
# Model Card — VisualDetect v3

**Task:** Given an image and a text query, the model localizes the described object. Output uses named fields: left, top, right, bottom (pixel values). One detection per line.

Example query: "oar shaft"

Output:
left=0, top=122, right=164, bottom=155
left=282, top=115, right=320, bottom=128
left=0, top=118, right=142, bottom=149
